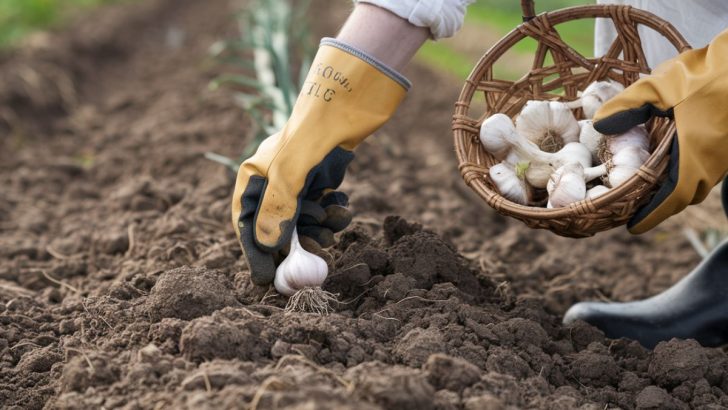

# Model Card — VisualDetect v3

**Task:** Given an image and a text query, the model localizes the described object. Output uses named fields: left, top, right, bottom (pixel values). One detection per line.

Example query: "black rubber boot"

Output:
left=563, top=177, right=728, bottom=349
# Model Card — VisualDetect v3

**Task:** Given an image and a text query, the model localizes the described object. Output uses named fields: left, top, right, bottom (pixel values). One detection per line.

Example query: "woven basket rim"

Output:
left=453, top=4, right=691, bottom=233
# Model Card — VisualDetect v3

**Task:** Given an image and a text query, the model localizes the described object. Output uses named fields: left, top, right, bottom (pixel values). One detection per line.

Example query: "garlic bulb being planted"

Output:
left=516, top=101, right=580, bottom=153
left=567, top=80, right=624, bottom=119
left=274, top=229, right=337, bottom=314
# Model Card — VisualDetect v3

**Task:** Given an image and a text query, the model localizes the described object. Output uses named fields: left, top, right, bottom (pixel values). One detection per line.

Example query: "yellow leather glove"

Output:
left=232, top=38, right=409, bottom=285
left=593, top=28, right=728, bottom=234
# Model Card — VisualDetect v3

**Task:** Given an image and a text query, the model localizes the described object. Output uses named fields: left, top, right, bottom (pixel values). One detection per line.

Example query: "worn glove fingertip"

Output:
left=322, top=205, right=353, bottom=233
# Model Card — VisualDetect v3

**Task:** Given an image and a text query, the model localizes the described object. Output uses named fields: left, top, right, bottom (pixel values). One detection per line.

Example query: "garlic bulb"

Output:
left=607, top=146, right=650, bottom=188
left=586, top=185, right=610, bottom=199
left=606, top=125, right=649, bottom=155
left=516, top=101, right=580, bottom=153
left=274, top=229, right=329, bottom=296
left=567, top=80, right=624, bottom=119
left=546, top=163, right=587, bottom=208
left=480, top=113, right=516, bottom=160
left=489, top=162, right=532, bottom=205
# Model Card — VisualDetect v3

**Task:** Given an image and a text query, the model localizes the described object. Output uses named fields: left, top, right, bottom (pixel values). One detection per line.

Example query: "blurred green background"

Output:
left=0, top=0, right=124, bottom=47
left=2, top=0, right=592, bottom=73
left=416, top=0, right=593, bottom=79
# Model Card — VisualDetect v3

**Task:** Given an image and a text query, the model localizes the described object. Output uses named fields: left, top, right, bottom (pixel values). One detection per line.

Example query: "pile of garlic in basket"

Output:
left=480, top=80, right=650, bottom=208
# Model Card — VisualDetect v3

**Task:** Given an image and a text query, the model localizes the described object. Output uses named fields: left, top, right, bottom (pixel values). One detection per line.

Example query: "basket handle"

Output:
left=521, top=0, right=536, bottom=21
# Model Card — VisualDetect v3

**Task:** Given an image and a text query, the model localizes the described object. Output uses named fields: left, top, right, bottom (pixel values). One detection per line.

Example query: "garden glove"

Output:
left=593, top=28, right=728, bottom=234
left=232, top=38, right=410, bottom=285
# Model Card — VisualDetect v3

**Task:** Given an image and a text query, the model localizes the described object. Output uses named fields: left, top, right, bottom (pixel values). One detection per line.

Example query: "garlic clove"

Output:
left=586, top=185, right=610, bottom=199
left=274, top=229, right=329, bottom=296
left=489, top=162, right=532, bottom=205
left=547, top=163, right=587, bottom=207
left=516, top=101, right=579, bottom=153
left=480, top=113, right=516, bottom=160
left=524, top=161, right=553, bottom=188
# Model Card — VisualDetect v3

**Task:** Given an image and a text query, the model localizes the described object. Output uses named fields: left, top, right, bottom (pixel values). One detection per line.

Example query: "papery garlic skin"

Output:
left=547, top=163, right=587, bottom=208
left=608, top=146, right=651, bottom=188
left=504, top=150, right=523, bottom=165
left=274, top=229, right=329, bottom=296
left=524, top=162, right=553, bottom=188
left=608, top=125, right=649, bottom=154
left=516, top=101, right=580, bottom=153
left=586, top=185, right=610, bottom=199
left=480, top=113, right=516, bottom=160
left=579, top=119, right=603, bottom=161
left=580, top=80, right=624, bottom=119
left=489, top=162, right=532, bottom=205
left=558, top=143, right=593, bottom=169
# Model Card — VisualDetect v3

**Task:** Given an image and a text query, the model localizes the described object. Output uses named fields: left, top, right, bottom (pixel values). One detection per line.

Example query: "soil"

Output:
left=0, top=0, right=726, bottom=409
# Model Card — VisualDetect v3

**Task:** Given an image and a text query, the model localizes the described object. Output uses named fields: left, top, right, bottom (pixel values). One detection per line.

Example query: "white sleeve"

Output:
left=356, top=0, right=475, bottom=40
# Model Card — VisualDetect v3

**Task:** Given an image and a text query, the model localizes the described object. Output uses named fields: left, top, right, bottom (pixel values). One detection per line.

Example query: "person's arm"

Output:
left=232, top=3, right=470, bottom=285
left=337, top=4, right=429, bottom=71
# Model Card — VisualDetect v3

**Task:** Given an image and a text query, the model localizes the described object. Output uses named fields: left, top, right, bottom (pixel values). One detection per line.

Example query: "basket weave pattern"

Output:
left=452, top=4, right=691, bottom=237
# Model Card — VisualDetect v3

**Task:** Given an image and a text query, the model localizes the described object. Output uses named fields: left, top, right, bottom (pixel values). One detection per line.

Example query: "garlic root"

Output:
left=285, top=287, right=339, bottom=315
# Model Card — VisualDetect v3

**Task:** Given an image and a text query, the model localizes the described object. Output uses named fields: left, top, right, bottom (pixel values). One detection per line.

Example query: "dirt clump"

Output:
left=146, top=266, right=239, bottom=321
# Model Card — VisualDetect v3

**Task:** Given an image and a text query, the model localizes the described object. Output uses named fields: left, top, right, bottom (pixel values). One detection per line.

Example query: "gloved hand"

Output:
left=593, top=28, right=728, bottom=234
left=232, top=38, right=410, bottom=285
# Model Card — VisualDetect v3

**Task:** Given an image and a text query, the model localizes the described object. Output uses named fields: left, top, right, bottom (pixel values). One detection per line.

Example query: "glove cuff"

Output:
left=320, top=37, right=411, bottom=90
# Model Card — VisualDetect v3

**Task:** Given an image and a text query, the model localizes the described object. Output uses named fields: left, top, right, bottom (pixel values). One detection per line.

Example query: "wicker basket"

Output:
left=452, top=0, right=691, bottom=238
